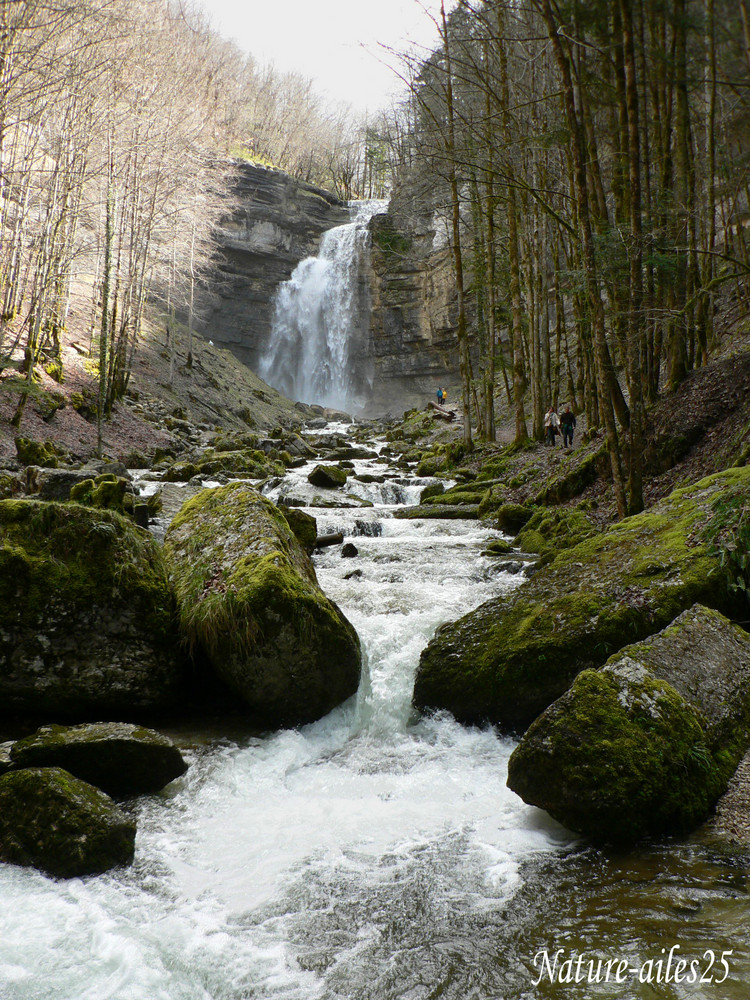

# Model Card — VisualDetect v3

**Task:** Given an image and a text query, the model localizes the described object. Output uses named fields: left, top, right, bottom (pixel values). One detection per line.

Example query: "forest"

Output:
left=0, top=0, right=379, bottom=451
left=381, top=0, right=750, bottom=517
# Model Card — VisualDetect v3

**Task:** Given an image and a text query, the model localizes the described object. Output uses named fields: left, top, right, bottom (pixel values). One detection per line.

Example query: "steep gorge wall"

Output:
left=197, top=162, right=350, bottom=371
left=367, top=171, right=459, bottom=413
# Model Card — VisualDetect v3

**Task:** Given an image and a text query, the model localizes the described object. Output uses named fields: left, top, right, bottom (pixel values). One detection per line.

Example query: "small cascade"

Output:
left=259, top=200, right=387, bottom=412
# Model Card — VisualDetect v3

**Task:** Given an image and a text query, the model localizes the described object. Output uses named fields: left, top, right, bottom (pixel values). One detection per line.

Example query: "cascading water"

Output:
left=259, top=201, right=386, bottom=413
left=3, top=442, right=750, bottom=998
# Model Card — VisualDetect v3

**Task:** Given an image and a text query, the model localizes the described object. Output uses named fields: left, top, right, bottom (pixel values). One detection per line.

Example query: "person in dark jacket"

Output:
left=560, top=406, right=576, bottom=448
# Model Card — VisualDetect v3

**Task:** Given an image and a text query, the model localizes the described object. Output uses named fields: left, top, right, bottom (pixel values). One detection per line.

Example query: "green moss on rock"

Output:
left=10, top=723, right=188, bottom=798
left=0, top=499, right=181, bottom=717
left=507, top=666, right=723, bottom=844
left=513, top=507, right=598, bottom=562
left=0, top=767, right=136, bottom=877
left=308, top=464, right=348, bottom=489
left=163, top=483, right=360, bottom=727
left=280, top=505, right=317, bottom=553
left=414, top=467, right=750, bottom=730
left=14, top=436, right=60, bottom=468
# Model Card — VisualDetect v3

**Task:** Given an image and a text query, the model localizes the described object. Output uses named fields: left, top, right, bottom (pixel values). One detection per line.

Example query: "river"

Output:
left=1, top=435, right=750, bottom=999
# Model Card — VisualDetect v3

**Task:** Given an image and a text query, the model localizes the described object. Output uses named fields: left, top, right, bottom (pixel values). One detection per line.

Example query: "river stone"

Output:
left=414, top=466, right=750, bottom=730
left=0, top=767, right=136, bottom=877
left=10, top=723, right=188, bottom=797
left=308, top=464, right=348, bottom=488
left=0, top=499, right=182, bottom=718
left=163, top=483, right=361, bottom=727
left=279, top=506, right=317, bottom=553
left=507, top=606, right=750, bottom=844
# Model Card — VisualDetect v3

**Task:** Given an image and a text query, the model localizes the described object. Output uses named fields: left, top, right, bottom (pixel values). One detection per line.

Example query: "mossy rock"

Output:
left=163, top=483, right=361, bottom=727
left=478, top=499, right=535, bottom=533
left=280, top=505, right=317, bottom=553
left=532, top=447, right=606, bottom=505
left=422, top=488, right=489, bottom=507
left=419, top=482, right=445, bottom=503
left=70, top=474, right=129, bottom=512
left=416, top=453, right=448, bottom=477
left=14, top=436, right=60, bottom=468
left=507, top=605, right=750, bottom=845
left=414, top=467, right=750, bottom=731
left=483, top=539, right=514, bottom=556
left=70, top=389, right=98, bottom=421
left=10, top=722, right=188, bottom=798
left=507, top=666, right=722, bottom=845
left=513, top=507, right=598, bottom=561
left=393, top=504, right=480, bottom=520
left=0, top=767, right=135, bottom=877
left=308, top=464, right=348, bottom=489
left=0, top=499, right=182, bottom=718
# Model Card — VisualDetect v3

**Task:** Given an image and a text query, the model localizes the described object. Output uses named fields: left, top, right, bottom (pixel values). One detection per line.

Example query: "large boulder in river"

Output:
left=0, top=767, right=136, bottom=877
left=163, top=483, right=361, bottom=727
left=507, top=606, right=750, bottom=844
left=10, top=723, right=188, bottom=797
left=414, top=467, right=750, bottom=730
left=0, top=499, right=182, bottom=718
left=308, top=464, right=348, bottom=488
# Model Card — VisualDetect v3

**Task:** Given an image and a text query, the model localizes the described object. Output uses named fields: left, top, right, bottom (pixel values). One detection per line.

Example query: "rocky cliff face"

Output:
left=366, top=171, right=459, bottom=413
left=198, top=162, right=350, bottom=372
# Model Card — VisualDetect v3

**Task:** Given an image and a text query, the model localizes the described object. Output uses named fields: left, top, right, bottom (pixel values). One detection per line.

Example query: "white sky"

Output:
left=195, top=0, right=455, bottom=116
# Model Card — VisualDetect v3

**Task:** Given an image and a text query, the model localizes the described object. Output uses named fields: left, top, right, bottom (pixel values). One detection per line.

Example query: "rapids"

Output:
left=1, top=438, right=750, bottom=999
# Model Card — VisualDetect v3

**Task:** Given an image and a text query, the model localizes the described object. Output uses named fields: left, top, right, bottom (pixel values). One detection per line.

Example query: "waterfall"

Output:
left=259, top=200, right=387, bottom=412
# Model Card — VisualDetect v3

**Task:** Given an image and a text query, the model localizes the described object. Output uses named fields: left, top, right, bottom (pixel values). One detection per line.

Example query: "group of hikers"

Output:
left=544, top=405, right=577, bottom=448
left=435, top=387, right=449, bottom=407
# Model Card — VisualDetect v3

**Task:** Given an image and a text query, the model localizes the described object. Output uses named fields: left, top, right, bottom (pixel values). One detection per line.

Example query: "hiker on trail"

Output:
left=436, top=387, right=444, bottom=406
left=560, top=406, right=576, bottom=448
left=442, top=387, right=448, bottom=406
left=544, top=406, right=560, bottom=447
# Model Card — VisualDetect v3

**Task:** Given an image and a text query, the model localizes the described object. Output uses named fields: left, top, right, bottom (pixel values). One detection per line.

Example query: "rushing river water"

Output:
left=2, top=437, right=750, bottom=999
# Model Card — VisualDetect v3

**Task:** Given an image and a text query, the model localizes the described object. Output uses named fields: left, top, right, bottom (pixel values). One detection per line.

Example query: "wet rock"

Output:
left=10, top=722, right=188, bottom=798
left=414, top=467, right=750, bottom=730
left=164, top=483, right=361, bottom=727
left=393, top=504, right=480, bottom=520
left=0, top=500, right=182, bottom=718
left=344, top=569, right=363, bottom=580
left=341, top=543, right=359, bottom=558
left=280, top=506, right=317, bottom=553
left=0, top=767, right=136, bottom=877
left=419, top=482, right=445, bottom=503
left=308, top=464, right=348, bottom=488
left=507, top=606, right=750, bottom=845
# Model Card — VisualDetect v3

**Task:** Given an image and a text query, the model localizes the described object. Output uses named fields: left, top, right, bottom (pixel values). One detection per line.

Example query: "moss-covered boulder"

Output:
left=70, top=474, right=129, bottom=512
left=393, top=504, right=480, bottom=520
left=163, top=483, right=361, bottom=727
left=478, top=499, right=534, bottom=533
left=10, top=723, right=188, bottom=798
left=308, top=464, right=348, bottom=489
left=507, top=606, right=750, bottom=844
left=280, top=506, right=317, bottom=553
left=14, top=436, right=60, bottom=468
left=414, top=467, right=750, bottom=730
left=513, top=507, right=599, bottom=562
left=0, top=500, right=182, bottom=718
left=0, top=767, right=136, bottom=877
left=419, top=482, right=445, bottom=503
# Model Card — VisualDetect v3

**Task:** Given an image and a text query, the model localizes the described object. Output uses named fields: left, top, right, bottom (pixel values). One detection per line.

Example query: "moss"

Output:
left=513, top=507, right=598, bottom=561
left=422, top=488, right=488, bottom=507
left=414, top=466, right=750, bottom=730
left=0, top=499, right=175, bottom=645
left=507, top=667, right=725, bottom=844
left=163, top=484, right=360, bottom=726
left=70, top=475, right=129, bottom=512
left=0, top=767, right=135, bottom=877
left=308, top=464, right=348, bottom=488
left=280, top=505, right=317, bottom=553
left=479, top=500, right=535, bottom=533
left=14, top=436, right=60, bottom=468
